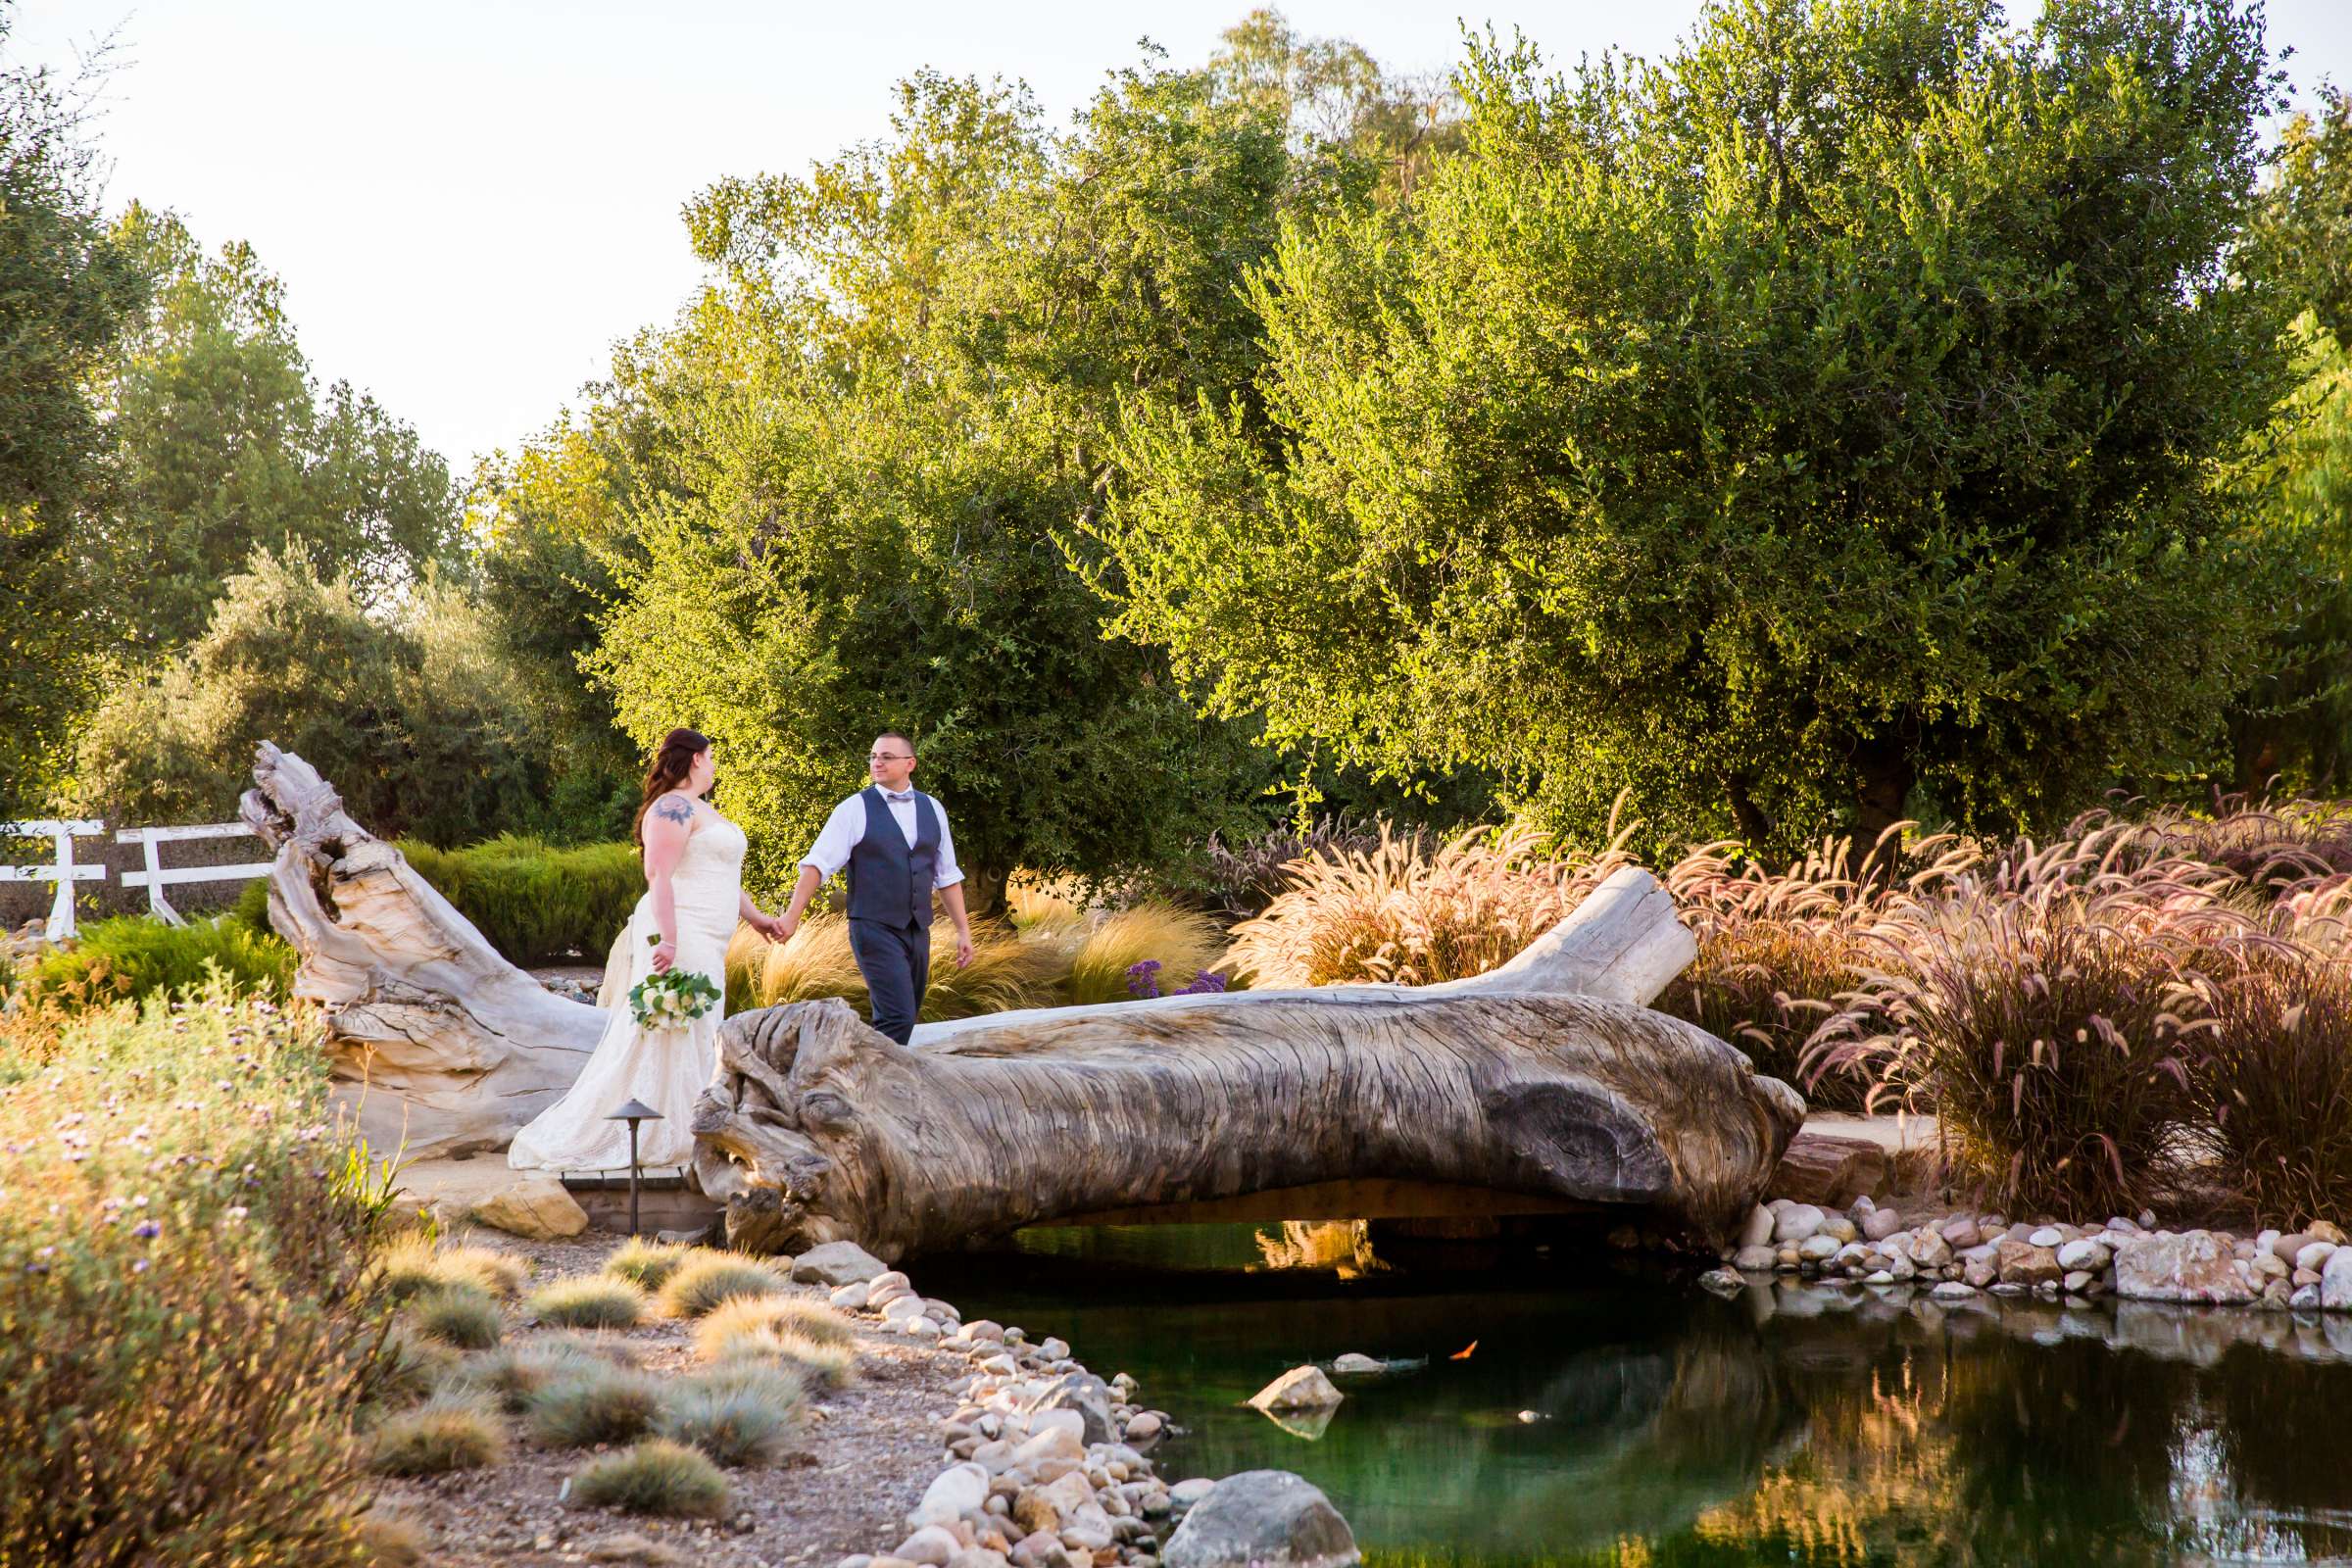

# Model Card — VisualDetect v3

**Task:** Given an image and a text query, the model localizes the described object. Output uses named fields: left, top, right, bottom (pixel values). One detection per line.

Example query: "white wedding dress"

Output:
left=509, top=811, right=747, bottom=1173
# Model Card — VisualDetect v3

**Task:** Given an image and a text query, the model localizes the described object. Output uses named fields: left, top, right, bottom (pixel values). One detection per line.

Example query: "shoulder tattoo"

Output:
left=653, top=797, right=695, bottom=825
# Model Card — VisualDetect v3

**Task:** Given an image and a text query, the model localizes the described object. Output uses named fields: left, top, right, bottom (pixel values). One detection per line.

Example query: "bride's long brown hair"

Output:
left=633, top=727, right=710, bottom=846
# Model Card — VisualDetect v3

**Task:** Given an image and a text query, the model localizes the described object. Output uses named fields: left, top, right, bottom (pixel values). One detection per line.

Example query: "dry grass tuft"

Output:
left=1063, top=902, right=1229, bottom=1003
left=655, top=1253, right=791, bottom=1319
left=526, top=1276, right=647, bottom=1330
left=366, top=1236, right=528, bottom=1303
left=406, top=1283, right=505, bottom=1350
left=568, top=1440, right=730, bottom=1518
left=656, top=1363, right=805, bottom=1467
left=692, top=1295, right=856, bottom=1361
left=373, top=1322, right=462, bottom=1407
left=367, top=1394, right=508, bottom=1476
left=603, top=1237, right=691, bottom=1292
left=526, top=1362, right=666, bottom=1448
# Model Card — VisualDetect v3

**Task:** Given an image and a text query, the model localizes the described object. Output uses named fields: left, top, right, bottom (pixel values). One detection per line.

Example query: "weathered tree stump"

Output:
left=693, top=869, right=1805, bottom=1259
left=241, top=743, right=603, bottom=1157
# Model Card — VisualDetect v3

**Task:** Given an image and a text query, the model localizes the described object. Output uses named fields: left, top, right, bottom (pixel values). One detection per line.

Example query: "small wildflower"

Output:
left=131, top=1258, right=150, bottom=1273
left=132, top=1221, right=160, bottom=1241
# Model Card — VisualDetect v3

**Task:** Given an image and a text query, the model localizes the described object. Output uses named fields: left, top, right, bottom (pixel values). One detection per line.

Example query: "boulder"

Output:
left=1772, top=1203, right=1827, bottom=1244
left=2114, top=1232, right=2256, bottom=1305
left=907, top=1464, right=992, bottom=1531
left=1024, top=1372, right=1116, bottom=1446
left=1995, top=1239, right=2062, bottom=1288
left=1250, top=1366, right=1345, bottom=1412
left=1163, top=1470, right=1359, bottom=1568
left=1766, top=1132, right=1888, bottom=1207
left=469, top=1176, right=587, bottom=1241
left=793, top=1240, right=889, bottom=1287
left=2325, top=1246, right=2352, bottom=1311
left=1862, top=1207, right=1906, bottom=1242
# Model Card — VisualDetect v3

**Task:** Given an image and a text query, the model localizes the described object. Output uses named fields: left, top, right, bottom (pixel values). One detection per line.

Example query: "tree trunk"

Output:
left=693, top=868, right=1804, bottom=1259
left=1849, top=728, right=1915, bottom=857
left=240, top=743, right=605, bottom=1157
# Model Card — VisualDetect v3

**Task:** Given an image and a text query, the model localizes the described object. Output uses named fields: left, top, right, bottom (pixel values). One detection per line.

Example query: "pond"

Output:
left=919, top=1221, right=2352, bottom=1568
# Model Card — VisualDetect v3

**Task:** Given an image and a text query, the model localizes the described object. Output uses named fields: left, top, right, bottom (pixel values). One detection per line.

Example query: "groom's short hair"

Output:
left=873, top=729, right=915, bottom=755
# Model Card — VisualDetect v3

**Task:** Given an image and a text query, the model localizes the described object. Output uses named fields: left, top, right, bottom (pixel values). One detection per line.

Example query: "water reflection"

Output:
left=920, top=1225, right=2352, bottom=1567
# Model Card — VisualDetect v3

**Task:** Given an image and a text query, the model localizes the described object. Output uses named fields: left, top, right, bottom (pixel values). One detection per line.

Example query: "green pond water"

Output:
left=918, top=1223, right=2352, bottom=1568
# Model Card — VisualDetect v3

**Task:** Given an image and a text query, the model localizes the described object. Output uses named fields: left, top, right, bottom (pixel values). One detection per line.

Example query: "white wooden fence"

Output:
left=3, top=819, right=270, bottom=941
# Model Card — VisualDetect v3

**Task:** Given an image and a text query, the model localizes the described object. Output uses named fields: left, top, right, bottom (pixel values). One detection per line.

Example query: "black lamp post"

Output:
left=606, top=1099, right=663, bottom=1236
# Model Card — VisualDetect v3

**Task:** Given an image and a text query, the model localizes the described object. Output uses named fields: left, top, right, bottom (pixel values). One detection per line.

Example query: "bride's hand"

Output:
left=651, top=940, right=677, bottom=974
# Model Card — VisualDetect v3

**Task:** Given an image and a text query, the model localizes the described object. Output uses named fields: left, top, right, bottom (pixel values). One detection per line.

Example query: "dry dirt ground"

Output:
left=376, top=1227, right=967, bottom=1568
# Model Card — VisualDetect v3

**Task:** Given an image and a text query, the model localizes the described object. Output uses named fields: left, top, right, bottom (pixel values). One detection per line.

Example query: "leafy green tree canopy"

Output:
left=584, top=35, right=1442, bottom=902
left=0, top=15, right=145, bottom=808
left=94, top=205, right=462, bottom=657
left=1094, top=0, right=2298, bottom=856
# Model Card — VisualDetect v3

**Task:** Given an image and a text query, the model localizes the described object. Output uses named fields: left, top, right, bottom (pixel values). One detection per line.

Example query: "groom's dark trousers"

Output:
left=844, top=785, right=941, bottom=1045
left=847, top=917, right=930, bottom=1046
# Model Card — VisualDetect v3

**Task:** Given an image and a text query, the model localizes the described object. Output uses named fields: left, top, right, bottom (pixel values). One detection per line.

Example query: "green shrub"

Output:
left=368, top=1395, right=508, bottom=1476
left=13, top=911, right=294, bottom=1010
left=0, top=984, right=388, bottom=1564
left=569, top=1440, right=731, bottom=1518
left=407, top=1284, right=505, bottom=1349
left=526, top=1363, right=665, bottom=1447
left=395, top=835, right=644, bottom=963
left=656, top=1254, right=790, bottom=1319
left=658, top=1368, right=803, bottom=1467
left=527, top=1276, right=647, bottom=1330
left=603, top=1237, right=691, bottom=1292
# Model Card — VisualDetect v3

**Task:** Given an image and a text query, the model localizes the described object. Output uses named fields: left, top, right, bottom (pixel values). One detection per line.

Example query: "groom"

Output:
left=774, top=731, right=973, bottom=1045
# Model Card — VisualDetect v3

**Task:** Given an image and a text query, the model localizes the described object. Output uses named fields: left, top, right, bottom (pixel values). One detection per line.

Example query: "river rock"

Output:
left=1774, top=1204, right=1827, bottom=1244
left=1797, top=1233, right=1841, bottom=1263
left=1027, top=1372, right=1116, bottom=1446
left=884, top=1295, right=933, bottom=1322
left=1739, top=1206, right=1775, bottom=1248
left=2325, top=1247, right=2352, bottom=1310
left=894, top=1528, right=961, bottom=1567
left=1698, top=1267, right=1745, bottom=1298
left=1170, top=1479, right=1218, bottom=1509
left=469, top=1176, right=588, bottom=1241
left=1938, top=1216, right=1984, bottom=1249
left=908, top=1464, right=993, bottom=1531
left=1959, top=1244, right=1999, bottom=1289
left=1819, top=1214, right=1859, bottom=1245
left=1931, top=1281, right=1978, bottom=1300
left=2056, top=1238, right=2111, bottom=1273
left=1733, top=1244, right=1778, bottom=1272
left=1162, top=1470, right=1360, bottom=1568
left=2298, top=1242, right=2339, bottom=1276
left=831, top=1281, right=872, bottom=1311
left=2114, top=1232, right=2256, bottom=1304
left=2312, top=1221, right=2347, bottom=1245
left=1330, top=1353, right=1384, bottom=1374
left=1250, top=1367, right=1344, bottom=1412
left=1126, top=1412, right=1165, bottom=1442
left=1907, top=1231, right=1953, bottom=1268
left=1011, top=1425, right=1085, bottom=1469
left=1996, top=1239, right=2062, bottom=1287
left=1862, top=1207, right=1906, bottom=1242
left=1767, top=1132, right=1887, bottom=1206
left=794, top=1241, right=888, bottom=1287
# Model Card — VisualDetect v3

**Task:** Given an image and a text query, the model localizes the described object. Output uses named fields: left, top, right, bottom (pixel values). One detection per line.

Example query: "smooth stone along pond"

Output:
left=919, top=1221, right=2352, bottom=1567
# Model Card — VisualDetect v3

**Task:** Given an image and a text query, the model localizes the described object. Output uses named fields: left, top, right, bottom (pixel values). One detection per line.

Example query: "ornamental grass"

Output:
left=655, top=1253, right=792, bottom=1318
left=693, top=1294, right=857, bottom=1359
left=405, top=1282, right=506, bottom=1349
left=2180, top=935, right=2352, bottom=1225
left=603, top=1236, right=691, bottom=1292
left=657, top=1363, right=806, bottom=1467
left=525, top=1362, right=666, bottom=1448
left=1062, top=903, right=1228, bottom=1004
left=451, top=1338, right=628, bottom=1413
left=569, top=1439, right=731, bottom=1518
left=366, top=1233, right=528, bottom=1302
left=0, top=983, right=392, bottom=1566
left=525, top=1275, right=647, bottom=1330
left=366, top=1393, right=509, bottom=1476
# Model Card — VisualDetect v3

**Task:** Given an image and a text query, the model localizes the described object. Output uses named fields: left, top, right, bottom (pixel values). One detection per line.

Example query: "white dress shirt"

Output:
left=800, top=788, right=964, bottom=889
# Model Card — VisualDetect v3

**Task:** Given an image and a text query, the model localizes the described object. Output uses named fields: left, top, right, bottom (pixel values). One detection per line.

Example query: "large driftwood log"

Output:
left=241, top=744, right=603, bottom=1156
left=693, top=869, right=1804, bottom=1259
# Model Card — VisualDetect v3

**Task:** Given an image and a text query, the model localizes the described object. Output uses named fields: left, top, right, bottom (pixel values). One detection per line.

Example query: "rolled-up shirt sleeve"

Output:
left=932, top=804, right=964, bottom=889
left=800, top=797, right=863, bottom=879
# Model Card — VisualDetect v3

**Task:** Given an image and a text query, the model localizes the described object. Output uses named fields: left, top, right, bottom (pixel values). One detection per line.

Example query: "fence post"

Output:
left=0, top=821, right=108, bottom=943
left=136, top=828, right=179, bottom=925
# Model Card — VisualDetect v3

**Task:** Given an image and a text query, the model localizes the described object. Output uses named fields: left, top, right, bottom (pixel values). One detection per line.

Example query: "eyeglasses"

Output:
left=867, top=753, right=913, bottom=762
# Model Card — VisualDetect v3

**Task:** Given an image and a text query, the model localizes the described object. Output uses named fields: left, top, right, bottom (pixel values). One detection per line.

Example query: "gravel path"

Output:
left=375, top=1228, right=967, bottom=1568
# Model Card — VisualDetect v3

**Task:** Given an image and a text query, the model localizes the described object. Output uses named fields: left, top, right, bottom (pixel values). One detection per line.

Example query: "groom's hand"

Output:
left=773, top=910, right=801, bottom=944
left=955, top=931, right=974, bottom=968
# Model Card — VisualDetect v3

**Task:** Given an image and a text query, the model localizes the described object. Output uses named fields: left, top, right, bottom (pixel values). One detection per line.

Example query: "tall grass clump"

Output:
left=406, top=1282, right=505, bottom=1349
left=365, top=1233, right=527, bottom=1302
left=656, top=1252, right=791, bottom=1318
left=2182, top=938, right=2352, bottom=1223
left=569, top=1439, right=731, bottom=1517
left=1201, top=816, right=1390, bottom=918
left=0, top=982, right=389, bottom=1564
left=451, top=1336, right=635, bottom=1413
left=1062, top=902, right=1229, bottom=1004
left=1814, top=841, right=2237, bottom=1217
left=727, top=915, right=1064, bottom=1021
left=13, top=911, right=295, bottom=1010
left=692, top=1295, right=856, bottom=1359
left=394, top=835, right=643, bottom=963
left=1227, top=822, right=1625, bottom=988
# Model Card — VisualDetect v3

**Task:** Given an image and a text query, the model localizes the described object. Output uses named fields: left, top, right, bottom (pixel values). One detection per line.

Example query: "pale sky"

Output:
left=15, top=0, right=2352, bottom=477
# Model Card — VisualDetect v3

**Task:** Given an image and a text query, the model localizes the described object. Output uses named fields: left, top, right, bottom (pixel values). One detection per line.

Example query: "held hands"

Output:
left=745, top=910, right=788, bottom=942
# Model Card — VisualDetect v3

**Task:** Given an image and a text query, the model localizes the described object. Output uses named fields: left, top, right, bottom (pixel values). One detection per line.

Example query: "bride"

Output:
left=510, top=727, right=783, bottom=1173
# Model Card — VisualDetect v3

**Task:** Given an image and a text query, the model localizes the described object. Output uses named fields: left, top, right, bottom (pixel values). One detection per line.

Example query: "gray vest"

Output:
left=846, top=786, right=940, bottom=928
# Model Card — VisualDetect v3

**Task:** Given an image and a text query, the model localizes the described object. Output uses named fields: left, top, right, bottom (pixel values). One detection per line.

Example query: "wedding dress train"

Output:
left=508, top=813, right=747, bottom=1172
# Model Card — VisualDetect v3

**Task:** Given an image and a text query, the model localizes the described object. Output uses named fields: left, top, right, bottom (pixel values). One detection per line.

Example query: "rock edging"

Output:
left=806, top=1243, right=1362, bottom=1568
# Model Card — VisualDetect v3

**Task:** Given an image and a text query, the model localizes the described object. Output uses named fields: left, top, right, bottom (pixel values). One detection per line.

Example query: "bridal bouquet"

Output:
left=630, top=936, right=719, bottom=1028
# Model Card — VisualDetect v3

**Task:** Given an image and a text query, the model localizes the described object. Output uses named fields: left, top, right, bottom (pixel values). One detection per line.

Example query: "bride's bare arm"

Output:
left=642, top=794, right=695, bottom=972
